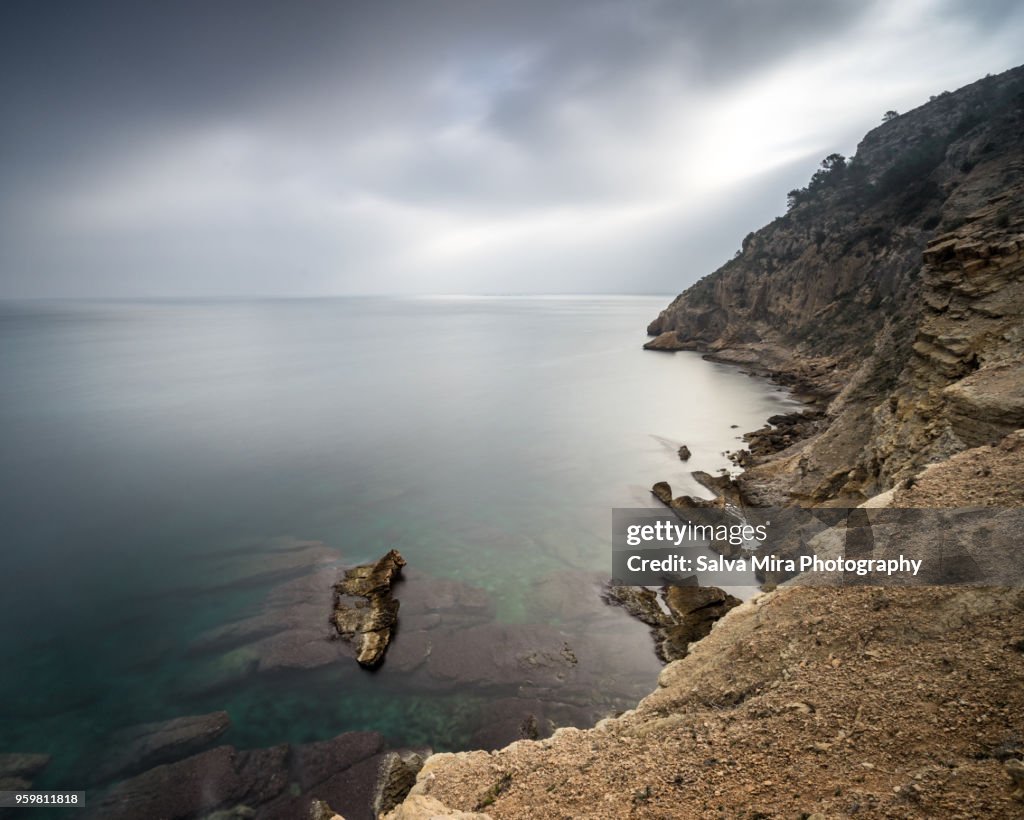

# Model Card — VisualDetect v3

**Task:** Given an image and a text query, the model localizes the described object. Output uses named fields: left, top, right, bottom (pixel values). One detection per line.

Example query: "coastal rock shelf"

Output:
left=333, top=549, right=407, bottom=667
left=602, top=583, right=740, bottom=663
left=0, top=752, right=50, bottom=791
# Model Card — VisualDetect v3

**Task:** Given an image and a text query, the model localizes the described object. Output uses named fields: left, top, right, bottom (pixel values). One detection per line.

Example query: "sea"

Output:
left=0, top=295, right=800, bottom=789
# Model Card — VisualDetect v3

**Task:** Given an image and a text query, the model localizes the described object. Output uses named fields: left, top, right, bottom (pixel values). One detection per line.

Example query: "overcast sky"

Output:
left=1, top=0, right=1021, bottom=298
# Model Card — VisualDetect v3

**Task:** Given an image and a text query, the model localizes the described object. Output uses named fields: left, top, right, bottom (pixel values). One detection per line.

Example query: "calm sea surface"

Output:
left=0, top=296, right=799, bottom=786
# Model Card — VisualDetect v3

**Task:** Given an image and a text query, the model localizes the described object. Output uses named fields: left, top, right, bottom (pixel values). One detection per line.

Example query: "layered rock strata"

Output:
left=647, top=66, right=1024, bottom=504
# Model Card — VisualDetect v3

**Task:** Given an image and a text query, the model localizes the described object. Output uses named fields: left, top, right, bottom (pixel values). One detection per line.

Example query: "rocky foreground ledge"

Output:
left=384, top=585, right=1024, bottom=819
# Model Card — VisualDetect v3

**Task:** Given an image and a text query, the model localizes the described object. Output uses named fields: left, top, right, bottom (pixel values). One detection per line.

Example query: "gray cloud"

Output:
left=1, top=0, right=1022, bottom=297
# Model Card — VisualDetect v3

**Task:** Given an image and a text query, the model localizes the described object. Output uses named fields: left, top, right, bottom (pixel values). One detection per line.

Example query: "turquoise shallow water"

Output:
left=0, top=296, right=799, bottom=789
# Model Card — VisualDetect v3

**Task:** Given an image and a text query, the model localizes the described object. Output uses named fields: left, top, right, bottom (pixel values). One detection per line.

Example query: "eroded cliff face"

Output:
left=866, top=195, right=1024, bottom=487
left=647, top=65, right=1024, bottom=504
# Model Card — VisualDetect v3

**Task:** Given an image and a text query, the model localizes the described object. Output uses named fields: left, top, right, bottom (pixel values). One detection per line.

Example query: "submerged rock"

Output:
left=86, top=731, right=387, bottom=820
left=658, top=586, right=741, bottom=662
left=333, top=549, right=407, bottom=667
left=384, top=794, right=492, bottom=819
left=92, top=710, right=231, bottom=784
left=0, top=752, right=50, bottom=791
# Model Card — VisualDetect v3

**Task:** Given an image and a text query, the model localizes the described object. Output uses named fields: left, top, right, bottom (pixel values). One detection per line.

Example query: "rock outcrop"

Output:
left=602, top=583, right=740, bottom=663
left=650, top=479, right=719, bottom=510
left=332, top=549, right=406, bottom=667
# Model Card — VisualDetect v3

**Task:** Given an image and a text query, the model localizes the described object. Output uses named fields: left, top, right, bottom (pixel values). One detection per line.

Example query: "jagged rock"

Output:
left=943, top=363, right=1024, bottom=447
left=373, top=750, right=428, bottom=817
left=651, top=481, right=673, bottom=504
left=333, top=549, right=406, bottom=667
left=642, top=331, right=687, bottom=351
left=743, top=410, right=826, bottom=457
left=92, top=711, right=231, bottom=784
left=602, top=583, right=739, bottom=662
left=678, top=445, right=692, bottom=461
left=691, top=470, right=739, bottom=498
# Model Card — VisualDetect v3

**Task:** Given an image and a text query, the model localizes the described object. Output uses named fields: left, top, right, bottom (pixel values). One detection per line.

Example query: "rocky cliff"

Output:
left=381, top=68, right=1024, bottom=820
left=647, top=65, right=1024, bottom=504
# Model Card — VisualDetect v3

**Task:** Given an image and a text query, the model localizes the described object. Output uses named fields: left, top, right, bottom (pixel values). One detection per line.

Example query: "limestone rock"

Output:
left=602, top=582, right=739, bottom=663
left=333, top=549, right=406, bottom=667
left=642, top=331, right=687, bottom=351
left=373, top=750, right=428, bottom=817
left=651, top=481, right=673, bottom=504
left=383, top=794, right=492, bottom=819
left=658, top=586, right=742, bottom=662
left=600, top=585, right=668, bottom=628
